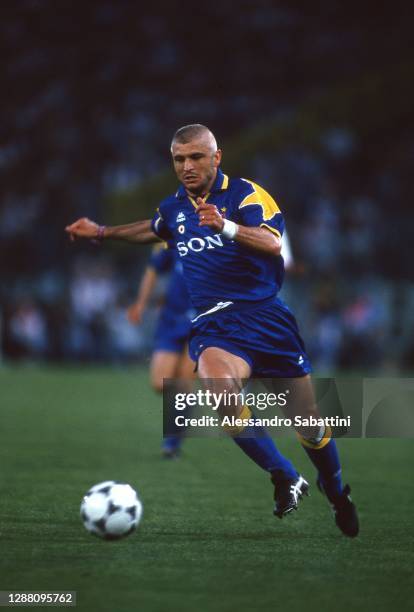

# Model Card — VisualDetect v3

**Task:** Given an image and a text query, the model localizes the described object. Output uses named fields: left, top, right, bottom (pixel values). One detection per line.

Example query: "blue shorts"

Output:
left=189, top=298, right=311, bottom=378
left=153, top=308, right=192, bottom=353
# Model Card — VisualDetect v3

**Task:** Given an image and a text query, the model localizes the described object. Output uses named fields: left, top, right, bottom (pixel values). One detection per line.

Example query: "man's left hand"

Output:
left=196, top=199, right=224, bottom=232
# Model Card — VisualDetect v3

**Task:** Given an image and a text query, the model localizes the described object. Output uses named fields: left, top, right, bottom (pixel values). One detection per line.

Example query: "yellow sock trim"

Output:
left=222, top=405, right=252, bottom=436
left=297, top=425, right=332, bottom=449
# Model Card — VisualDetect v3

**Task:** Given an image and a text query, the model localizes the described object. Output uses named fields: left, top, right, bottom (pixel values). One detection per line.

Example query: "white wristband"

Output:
left=221, top=218, right=238, bottom=240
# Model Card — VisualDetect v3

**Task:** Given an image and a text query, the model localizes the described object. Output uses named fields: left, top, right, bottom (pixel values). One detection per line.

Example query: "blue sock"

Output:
left=233, top=424, right=298, bottom=480
left=163, top=383, right=187, bottom=449
left=301, top=438, right=343, bottom=503
left=162, top=435, right=182, bottom=452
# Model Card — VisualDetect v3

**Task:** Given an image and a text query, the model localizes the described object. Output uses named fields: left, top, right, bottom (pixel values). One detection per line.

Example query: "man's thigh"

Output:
left=198, top=347, right=252, bottom=419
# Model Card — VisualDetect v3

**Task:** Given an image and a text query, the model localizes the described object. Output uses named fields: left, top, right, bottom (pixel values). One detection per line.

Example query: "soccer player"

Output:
left=127, top=243, right=194, bottom=457
left=66, top=124, right=359, bottom=537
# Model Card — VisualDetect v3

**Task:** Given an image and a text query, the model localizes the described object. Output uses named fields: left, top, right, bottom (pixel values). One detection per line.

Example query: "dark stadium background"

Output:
left=1, top=0, right=413, bottom=371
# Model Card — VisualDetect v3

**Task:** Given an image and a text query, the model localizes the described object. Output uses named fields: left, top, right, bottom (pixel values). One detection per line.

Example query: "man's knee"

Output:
left=198, top=355, right=231, bottom=379
left=198, top=347, right=250, bottom=380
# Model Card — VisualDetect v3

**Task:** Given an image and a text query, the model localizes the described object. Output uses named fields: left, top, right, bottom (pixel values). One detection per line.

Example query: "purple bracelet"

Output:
left=91, top=225, right=106, bottom=246
left=97, top=225, right=106, bottom=240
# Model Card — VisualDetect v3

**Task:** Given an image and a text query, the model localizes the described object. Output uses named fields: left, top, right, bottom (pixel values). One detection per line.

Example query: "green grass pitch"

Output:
left=0, top=366, right=413, bottom=611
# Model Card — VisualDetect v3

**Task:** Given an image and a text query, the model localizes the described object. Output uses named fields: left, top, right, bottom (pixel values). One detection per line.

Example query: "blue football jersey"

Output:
left=151, top=168, right=285, bottom=312
left=149, top=243, right=191, bottom=315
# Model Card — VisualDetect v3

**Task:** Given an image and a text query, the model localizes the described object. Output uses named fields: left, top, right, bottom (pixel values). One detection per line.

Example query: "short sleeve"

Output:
left=151, top=208, right=173, bottom=241
left=238, top=180, right=285, bottom=238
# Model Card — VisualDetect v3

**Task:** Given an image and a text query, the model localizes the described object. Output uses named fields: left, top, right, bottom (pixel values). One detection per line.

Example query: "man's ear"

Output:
left=214, top=149, right=222, bottom=167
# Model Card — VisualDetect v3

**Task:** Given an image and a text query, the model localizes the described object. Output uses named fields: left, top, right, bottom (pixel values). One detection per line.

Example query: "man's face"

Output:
left=171, top=137, right=222, bottom=196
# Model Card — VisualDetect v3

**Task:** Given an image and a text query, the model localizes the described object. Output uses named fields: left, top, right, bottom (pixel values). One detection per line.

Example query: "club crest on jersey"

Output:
left=176, top=233, right=224, bottom=257
left=176, top=212, right=186, bottom=223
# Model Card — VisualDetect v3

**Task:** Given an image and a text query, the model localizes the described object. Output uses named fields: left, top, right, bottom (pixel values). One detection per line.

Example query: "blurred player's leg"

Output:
left=149, top=350, right=184, bottom=458
left=150, top=350, right=182, bottom=393
left=198, top=347, right=308, bottom=517
left=152, top=348, right=195, bottom=458
left=176, top=345, right=196, bottom=380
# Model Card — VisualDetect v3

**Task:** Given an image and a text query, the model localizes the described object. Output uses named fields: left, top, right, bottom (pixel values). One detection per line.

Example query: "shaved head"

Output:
left=171, top=124, right=217, bottom=153
left=170, top=124, right=222, bottom=196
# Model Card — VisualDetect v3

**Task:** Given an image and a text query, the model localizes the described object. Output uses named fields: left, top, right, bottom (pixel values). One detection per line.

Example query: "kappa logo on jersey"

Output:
left=176, top=212, right=186, bottom=223
left=176, top=234, right=224, bottom=257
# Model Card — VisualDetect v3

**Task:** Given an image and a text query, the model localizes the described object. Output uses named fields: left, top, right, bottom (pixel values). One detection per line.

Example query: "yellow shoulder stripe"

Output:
left=239, top=179, right=280, bottom=220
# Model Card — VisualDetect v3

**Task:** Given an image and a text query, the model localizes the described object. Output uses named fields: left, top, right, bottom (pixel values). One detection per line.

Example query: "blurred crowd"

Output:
left=2, top=120, right=413, bottom=373
left=1, top=255, right=153, bottom=364
left=255, top=124, right=414, bottom=373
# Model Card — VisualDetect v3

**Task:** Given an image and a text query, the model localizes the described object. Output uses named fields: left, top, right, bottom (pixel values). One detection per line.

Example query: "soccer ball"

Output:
left=80, top=481, right=142, bottom=540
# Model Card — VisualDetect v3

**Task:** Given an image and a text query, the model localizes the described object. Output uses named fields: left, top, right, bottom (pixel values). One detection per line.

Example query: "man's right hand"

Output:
left=127, top=302, right=144, bottom=325
left=65, top=217, right=100, bottom=241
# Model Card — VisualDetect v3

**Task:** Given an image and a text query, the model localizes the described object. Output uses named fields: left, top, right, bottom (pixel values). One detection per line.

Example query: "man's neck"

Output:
left=187, top=189, right=207, bottom=198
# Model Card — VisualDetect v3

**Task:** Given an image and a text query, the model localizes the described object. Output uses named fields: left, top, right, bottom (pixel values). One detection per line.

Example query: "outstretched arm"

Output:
left=65, top=218, right=161, bottom=244
left=127, top=266, right=158, bottom=324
